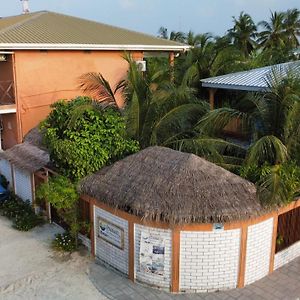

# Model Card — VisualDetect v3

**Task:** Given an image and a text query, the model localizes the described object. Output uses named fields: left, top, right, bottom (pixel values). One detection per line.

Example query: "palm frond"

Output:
left=246, top=135, right=288, bottom=166
left=78, top=72, right=118, bottom=106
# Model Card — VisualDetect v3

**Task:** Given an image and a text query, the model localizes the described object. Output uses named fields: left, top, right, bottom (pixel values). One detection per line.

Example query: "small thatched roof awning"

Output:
left=0, top=142, right=50, bottom=173
left=79, top=146, right=264, bottom=224
left=23, top=126, right=47, bottom=151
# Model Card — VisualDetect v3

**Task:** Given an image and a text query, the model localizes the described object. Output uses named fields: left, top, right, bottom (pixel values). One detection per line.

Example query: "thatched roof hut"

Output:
left=79, top=146, right=264, bottom=224
left=0, top=142, right=50, bottom=173
left=23, top=126, right=47, bottom=151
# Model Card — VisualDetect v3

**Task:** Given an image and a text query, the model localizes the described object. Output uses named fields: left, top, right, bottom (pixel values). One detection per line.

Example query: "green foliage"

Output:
left=52, top=232, right=76, bottom=252
left=36, top=176, right=78, bottom=210
left=41, top=96, right=139, bottom=180
left=36, top=176, right=89, bottom=248
left=0, top=195, right=44, bottom=231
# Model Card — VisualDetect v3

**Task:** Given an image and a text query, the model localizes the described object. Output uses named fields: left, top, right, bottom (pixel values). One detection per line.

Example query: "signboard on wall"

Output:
left=98, top=217, right=124, bottom=250
left=140, top=231, right=165, bottom=276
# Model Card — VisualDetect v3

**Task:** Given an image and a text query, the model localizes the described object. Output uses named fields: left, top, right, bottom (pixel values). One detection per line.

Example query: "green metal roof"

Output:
left=0, top=11, right=189, bottom=51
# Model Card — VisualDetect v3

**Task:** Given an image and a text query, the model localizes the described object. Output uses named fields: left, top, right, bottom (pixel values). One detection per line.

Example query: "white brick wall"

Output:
left=274, top=240, right=300, bottom=270
left=179, top=229, right=241, bottom=293
left=14, top=168, right=33, bottom=203
left=245, top=218, right=273, bottom=285
left=94, top=206, right=129, bottom=274
left=0, top=159, right=12, bottom=187
left=134, top=224, right=172, bottom=289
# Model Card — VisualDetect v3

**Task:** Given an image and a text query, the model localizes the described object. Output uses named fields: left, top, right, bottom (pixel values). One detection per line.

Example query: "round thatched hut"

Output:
left=79, top=146, right=300, bottom=293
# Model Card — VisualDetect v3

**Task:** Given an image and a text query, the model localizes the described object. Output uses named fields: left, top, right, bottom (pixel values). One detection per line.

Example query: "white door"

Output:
left=14, top=168, right=33, bottom=203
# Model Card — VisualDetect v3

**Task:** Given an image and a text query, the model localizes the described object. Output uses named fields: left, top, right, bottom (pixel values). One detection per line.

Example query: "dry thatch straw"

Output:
left=0, top=142, right=50, bottom=173
left=79, top=146, right=265, bottom=224
left=23, top=126, right=47, bottom=151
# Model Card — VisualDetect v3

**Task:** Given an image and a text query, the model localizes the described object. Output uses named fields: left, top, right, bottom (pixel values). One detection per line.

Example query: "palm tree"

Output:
left=186, top=30, right=204, bottom=46
left=257, top=11, right=286, bottom=50
left=197, top=67, right=300, bottom=203
left=283, top=8, right=300, bottom=48
left=158, top=27, right=186, bottom=43
left=181, top=33, right=244, bottom=89
left=228, top=12, right=257, bottom=57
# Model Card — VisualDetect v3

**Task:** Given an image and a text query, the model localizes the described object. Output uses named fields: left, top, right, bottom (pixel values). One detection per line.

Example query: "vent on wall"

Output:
left=135, top=60, right=146, bottom=72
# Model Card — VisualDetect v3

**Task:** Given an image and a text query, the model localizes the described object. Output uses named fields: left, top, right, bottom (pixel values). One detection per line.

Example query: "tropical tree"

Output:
left=284, top=8, right=300, bottom=48
left=228, top=12, right=257, bottom=57
left=181, top=33, right=244, bottom=91
left=158, top=26, right=186, bottom=43
left=186, top=30, right=204, bottom=46
left=257, top=11, right=286, bottom=50
left=197, top=67, right=300, bottom=203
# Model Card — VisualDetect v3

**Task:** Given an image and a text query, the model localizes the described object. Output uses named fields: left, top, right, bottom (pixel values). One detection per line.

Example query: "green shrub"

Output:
left=41, top=97, right=139, bottom=180
left=0, top=195, right=43, bottom=231
left=52, top=232, right=76, bottom=252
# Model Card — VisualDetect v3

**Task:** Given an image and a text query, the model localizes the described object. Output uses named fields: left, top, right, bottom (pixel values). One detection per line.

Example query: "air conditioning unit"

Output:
left=135, top=60, right=146, bottom=72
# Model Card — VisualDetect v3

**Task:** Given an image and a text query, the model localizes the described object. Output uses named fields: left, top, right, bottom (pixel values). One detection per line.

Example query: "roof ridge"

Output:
left=46, top=10, right=185, bottom=47
left=0, top=11, right=47, bottom=36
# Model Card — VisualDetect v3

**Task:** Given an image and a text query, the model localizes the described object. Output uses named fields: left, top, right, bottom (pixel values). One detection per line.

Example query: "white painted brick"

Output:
left=245, top=218, right=273, bottom=285
left=274, top=240, right=300, bottom=270
left=94, top=207, right=129, bottom=275
left=179, top=229, right=240, bottom=292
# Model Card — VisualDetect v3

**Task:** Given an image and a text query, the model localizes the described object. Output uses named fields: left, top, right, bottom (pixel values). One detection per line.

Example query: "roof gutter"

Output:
left=201, top=82, right=269, bottom=92
left=0, top=43, right=190, bottom=52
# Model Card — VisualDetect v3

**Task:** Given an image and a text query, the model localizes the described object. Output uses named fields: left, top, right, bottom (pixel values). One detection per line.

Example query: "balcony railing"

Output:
left=0, top=80, right=15, bottom=105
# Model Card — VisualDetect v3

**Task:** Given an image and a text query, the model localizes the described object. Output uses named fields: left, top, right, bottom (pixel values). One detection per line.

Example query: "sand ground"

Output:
left=0, top=217, right=106, bottom=300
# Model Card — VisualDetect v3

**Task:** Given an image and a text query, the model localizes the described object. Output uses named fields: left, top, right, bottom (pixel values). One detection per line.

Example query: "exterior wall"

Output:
left=90, top=200, right=300, bottom=294
left=1, top=113, right=18, bottom=150
left=14, top=167, right=33, bottom=203
left=0, top=158, right=13, bottom=186
left=78, top=233, right=91, bottom=251
left=134, top=224, right=172, bottom=289
left=274, top=240, right=300, bottom=270
left=245, top=218, right=273, bottom=285
left=13, top=50, right=143, bottom=139
left=179, top=229, right=241, bottom=293
left=94, top=206, right=129, bottom=274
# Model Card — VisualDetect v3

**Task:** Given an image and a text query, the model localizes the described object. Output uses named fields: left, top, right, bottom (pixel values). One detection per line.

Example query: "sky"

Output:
left=1, top=0, right=300, bottom=37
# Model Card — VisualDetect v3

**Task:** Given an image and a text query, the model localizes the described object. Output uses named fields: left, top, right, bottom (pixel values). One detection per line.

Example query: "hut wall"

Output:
left=244, top=218, right=273, bottom=285
left=14, top=168, right=33, bottom=203
left=0, top=158, right=13, bottom=187
left=274, top=241, right=300, bottom=270
left=94, top=206, right=129, bottom=275
left=134, top=224, right=172, bottom=289
left=179, top=229, right=241, bottom=293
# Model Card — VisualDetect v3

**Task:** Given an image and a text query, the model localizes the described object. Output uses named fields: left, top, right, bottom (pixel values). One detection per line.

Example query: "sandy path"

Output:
left=0, top=217, right=107, bottom=300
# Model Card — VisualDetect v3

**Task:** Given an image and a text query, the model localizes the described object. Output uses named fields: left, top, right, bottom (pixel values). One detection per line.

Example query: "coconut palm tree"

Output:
left=197, top=67, right=300, bottom=203
left=228, top=12, right=257, bottom=57
left=158, top=27, right=186, bottom=43
left=283, top=8, right=300, bottom=48
left=182, top=33, right=244, bottom=90
left=257, top=11, right=286, bottom=50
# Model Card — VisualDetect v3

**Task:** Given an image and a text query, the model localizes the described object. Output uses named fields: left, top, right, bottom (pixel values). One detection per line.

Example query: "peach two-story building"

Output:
left=0, top=11, right=188, bottom=149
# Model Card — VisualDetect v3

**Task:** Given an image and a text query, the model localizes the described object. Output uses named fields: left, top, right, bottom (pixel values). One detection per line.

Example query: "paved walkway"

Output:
left=89, top=256, right=300, bottom=300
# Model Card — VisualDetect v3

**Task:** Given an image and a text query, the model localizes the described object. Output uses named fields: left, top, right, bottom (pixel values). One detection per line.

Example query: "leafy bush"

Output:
left=52, top=232, right=76, bottom=252
left=41, top=97, right=139, bottom=180
left=0, top=195, right=43, bottom=231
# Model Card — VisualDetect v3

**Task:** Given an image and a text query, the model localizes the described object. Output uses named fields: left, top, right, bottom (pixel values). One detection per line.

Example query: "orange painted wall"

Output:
left=14, top=50, right=143, bottom=138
